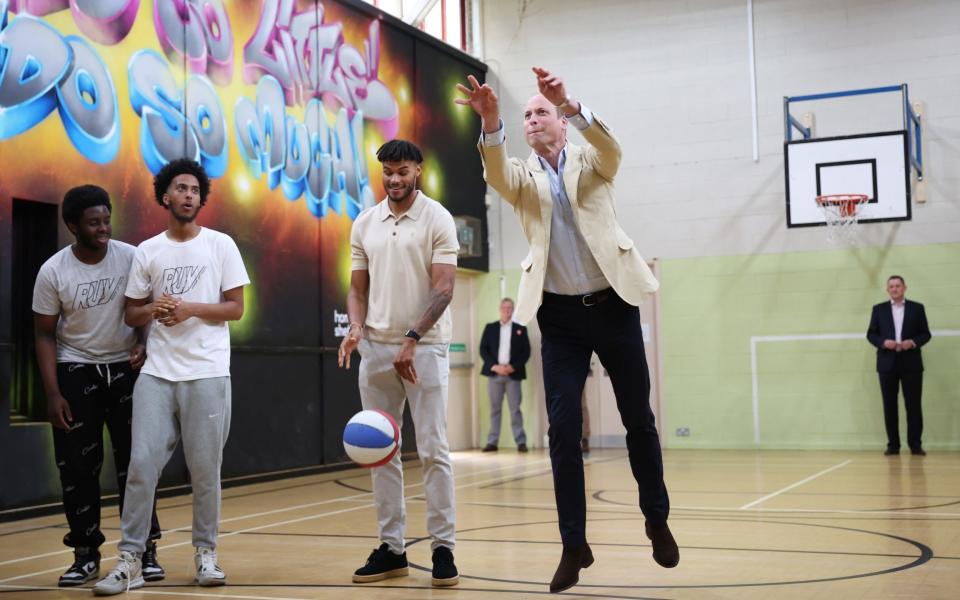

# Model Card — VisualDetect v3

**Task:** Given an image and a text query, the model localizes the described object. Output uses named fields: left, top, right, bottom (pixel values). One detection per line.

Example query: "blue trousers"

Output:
left=537, top=290, right=669, bottom=548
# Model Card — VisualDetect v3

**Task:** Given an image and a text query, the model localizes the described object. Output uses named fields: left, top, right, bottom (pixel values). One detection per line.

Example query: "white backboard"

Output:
left=785, top=131, right=911, bottom=227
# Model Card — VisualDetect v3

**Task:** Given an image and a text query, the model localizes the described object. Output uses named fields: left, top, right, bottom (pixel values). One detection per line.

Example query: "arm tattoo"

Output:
left=412, top=287, right=453, bottom=336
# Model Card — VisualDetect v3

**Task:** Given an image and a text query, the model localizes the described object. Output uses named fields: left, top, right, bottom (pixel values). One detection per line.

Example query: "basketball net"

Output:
left=816, top=194, right=868, bottom=244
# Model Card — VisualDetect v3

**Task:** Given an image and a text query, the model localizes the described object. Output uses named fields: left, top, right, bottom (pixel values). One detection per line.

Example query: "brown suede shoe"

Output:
left=645, top=522, right=679, bottom=568
left=549, top=543, right=594, bottom=593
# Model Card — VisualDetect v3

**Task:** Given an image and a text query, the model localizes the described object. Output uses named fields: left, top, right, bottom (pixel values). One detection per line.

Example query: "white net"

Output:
left=817, top=195, right=868, bottom=245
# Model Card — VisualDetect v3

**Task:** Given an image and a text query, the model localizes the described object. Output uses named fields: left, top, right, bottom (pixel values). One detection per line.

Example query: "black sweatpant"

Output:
left=53, top=361, right=161, bottom=549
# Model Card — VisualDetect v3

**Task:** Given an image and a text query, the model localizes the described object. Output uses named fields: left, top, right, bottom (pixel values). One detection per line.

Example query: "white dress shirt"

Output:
left=497, top=321, right=512, bottom=365
left=891, top=299, right=905, bottom=343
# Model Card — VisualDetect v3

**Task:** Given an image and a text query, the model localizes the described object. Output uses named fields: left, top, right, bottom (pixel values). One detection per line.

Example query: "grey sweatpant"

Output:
left=358, top=339, right=455, bottom=554
left=119, top=374, right=231, bottom=553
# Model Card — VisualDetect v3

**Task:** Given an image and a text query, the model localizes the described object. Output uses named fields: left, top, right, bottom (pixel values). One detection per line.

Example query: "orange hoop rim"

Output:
left=816, top=194, right=868, bottom=217
left=815, top=193, right=869, bottom=206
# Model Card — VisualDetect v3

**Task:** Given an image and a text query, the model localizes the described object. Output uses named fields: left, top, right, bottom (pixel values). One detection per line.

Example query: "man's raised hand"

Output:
left=532, top=67, right=567, bottom=107
left=455, top=75, right=499, bottom=130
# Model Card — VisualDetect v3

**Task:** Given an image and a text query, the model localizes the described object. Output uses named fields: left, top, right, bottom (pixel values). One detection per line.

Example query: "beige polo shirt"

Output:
left=351, top=191, right=459, bottom=344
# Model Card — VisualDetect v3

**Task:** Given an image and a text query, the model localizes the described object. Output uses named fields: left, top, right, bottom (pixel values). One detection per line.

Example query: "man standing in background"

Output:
left=867, top=275, right=931, bottom=456
left=479, top=297, right=531, bottom=452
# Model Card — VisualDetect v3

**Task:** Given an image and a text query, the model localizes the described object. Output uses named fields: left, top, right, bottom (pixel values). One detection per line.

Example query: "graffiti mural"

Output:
left=0, top=0, right=488, bottom=352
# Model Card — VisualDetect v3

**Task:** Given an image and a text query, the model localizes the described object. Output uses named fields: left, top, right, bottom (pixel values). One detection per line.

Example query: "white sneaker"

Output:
left=194, top=547, right=226, bottom=586
left=92, top=551, right=143, bottom=596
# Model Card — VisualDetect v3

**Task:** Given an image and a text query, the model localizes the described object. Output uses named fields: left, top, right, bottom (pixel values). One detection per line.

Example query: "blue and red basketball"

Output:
left=342, top=410, right=400, bottom=467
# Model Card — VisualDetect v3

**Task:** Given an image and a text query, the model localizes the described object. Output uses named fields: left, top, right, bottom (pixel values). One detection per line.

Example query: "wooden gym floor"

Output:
left=1, top=449, right=958, bottom=599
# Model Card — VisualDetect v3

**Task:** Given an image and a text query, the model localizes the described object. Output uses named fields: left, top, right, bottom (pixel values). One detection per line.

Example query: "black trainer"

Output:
left=58, top=546, right=100, bottom=587
left=141, top=541, right=166, bottom=581
left=431, top=546, right=459, bottom=587
left=352, top=543, right=408, bottom=583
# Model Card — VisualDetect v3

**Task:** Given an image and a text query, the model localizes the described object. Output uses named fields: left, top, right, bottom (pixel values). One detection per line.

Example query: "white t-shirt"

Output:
left=125, top=228, right=250, bottom=381
left=32, top=241, right=137, bottom=363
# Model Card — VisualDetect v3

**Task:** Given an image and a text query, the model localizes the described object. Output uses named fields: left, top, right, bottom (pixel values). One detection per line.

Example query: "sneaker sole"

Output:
left=59, top=572, right=99, bottom=587
left=352, top=567, right=408, bottom=583
left=93, top=576, right=144, bottom=596
left=143, top=572, right=166, bottom=582
left=431, top=575, right=460, bottom=587
left=195, top=577, right=227, bottom=587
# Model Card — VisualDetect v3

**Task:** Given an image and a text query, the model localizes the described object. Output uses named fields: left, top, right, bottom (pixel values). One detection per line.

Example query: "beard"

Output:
left=172, top=205, right=200, bottom=223
left=387, top=182, right=416, bottom=203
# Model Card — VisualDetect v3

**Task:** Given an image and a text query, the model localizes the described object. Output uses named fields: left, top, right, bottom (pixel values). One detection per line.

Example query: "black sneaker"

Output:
left=352, top=543, right=408, bottom=583
left=58, top=546, right=100, bottom=587
left=141, top=541, right=165, bottom=582
left=431, top=546, right=459, bottom=587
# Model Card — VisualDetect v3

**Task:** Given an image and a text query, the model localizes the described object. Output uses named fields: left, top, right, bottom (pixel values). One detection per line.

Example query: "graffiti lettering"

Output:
left=0, top=15, right=119, bottom=163
left=153, top=0, right=234, bottom=85
left=243, top=0, right=398, bottom=139
left=235, top=75, right=374, bottom=219
left=128, top=49, right=227, bottom=176
left=8, top=0, right=139, bottom=45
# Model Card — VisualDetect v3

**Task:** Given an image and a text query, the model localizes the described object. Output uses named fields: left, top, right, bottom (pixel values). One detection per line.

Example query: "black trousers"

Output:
left=537, top=290, right=669, bottom=548
left=878, top=359, right=923, bottom=451
left=53, top=361, right=161, bottom=549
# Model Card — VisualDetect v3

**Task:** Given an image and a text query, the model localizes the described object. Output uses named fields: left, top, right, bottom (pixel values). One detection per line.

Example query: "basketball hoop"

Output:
left=815, top=194, right=868, bottom=244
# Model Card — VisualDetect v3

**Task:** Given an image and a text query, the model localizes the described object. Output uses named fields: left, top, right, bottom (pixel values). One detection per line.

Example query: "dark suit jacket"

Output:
left=866, top=299, right=931, bottom=373
left=479, top=321, right=531, bottom=380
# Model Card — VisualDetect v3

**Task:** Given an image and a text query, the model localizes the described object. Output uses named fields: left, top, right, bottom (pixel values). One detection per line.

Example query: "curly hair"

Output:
left=153, top=158, right=211, bottom=208
left=62, top=185, right=111, bottom=225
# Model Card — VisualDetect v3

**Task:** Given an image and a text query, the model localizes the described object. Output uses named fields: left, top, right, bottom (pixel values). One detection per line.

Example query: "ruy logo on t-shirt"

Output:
left=161, top=266, right=206, bottom=295
left=72, top=277, right=126, bottom=310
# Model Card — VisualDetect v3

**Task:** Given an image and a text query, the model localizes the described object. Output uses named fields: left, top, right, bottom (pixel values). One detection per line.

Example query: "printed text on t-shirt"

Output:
left=161, top=266, right=207, bottom=295
left=72, top=277, right=125, bottom=310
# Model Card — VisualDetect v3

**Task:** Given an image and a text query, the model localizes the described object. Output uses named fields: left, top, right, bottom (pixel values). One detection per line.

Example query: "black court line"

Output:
left=334, top=479, right=373, bottom=493
left=0, top=583, right=671, bottom=599
left=592, top=489, right=960, bottom=514
left=464, top=500, right=960, bottom=524
left=399, top=516, right=932, bottom=590
left=478, top=453, right=627, bottom=490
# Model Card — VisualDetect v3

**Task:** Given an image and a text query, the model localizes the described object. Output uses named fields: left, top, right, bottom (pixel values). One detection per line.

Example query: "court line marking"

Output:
left=750, top=330, right=960, bottom=443
left=464, top=499, right=960, bottom=518
left=0, top=585, right=307, bottom=600
left=0, top=456, right=554, bottom=568
left=739, top=460, right=852, bottom=510
left=0, top=459, right=563, bottom=584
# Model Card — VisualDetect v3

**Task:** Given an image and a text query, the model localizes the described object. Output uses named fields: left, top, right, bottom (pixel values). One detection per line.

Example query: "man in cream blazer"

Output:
left=457, top=68, right=678, bottom=593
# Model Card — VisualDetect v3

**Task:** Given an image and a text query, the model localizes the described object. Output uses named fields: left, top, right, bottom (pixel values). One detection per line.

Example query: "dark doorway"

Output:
left=11, top=199, right=59, bottom=421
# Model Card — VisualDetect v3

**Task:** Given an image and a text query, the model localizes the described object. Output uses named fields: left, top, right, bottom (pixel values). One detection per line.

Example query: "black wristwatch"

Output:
left=404, top=329, right=421, bottom=342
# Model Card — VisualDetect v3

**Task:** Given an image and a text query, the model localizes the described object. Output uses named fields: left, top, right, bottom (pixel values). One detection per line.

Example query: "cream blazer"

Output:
left=478, top=114, right=659, bottom=325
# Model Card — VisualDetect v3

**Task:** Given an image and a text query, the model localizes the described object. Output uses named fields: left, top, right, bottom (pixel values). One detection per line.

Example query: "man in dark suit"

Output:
left=479, top=298, right=531, bottom=452
left=867, top=275, right=932, bottom=456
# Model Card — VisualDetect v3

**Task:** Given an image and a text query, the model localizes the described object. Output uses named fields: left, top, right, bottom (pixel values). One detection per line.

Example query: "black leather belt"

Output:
left=543, top=288, right=613, bottom=307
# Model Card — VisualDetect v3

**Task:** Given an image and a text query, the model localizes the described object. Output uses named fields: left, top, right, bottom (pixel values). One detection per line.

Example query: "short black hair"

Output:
left=376, top=139, right=423, bottom=164
left=62, top=185, right=111, bottom=225
left=888, top=275, right=906, bottom=285
left=153, top=158, right=211, bottom=208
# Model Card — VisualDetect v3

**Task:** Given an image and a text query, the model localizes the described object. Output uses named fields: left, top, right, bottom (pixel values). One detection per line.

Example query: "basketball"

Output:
left=342, top=410, right=400, bottom=467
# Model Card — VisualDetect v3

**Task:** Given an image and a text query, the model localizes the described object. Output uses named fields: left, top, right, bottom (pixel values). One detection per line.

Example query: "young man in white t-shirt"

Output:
left=94, top=160, right=249, bottom=596
left=338, top=140, right=460, bottom=587
left=33, top=185, right=163, bottom=587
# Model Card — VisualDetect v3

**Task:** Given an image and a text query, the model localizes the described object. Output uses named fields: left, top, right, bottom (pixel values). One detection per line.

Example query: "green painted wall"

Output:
left=472, top=270, right=542, bottom=449
left=660, top=243, right=960, bottom=450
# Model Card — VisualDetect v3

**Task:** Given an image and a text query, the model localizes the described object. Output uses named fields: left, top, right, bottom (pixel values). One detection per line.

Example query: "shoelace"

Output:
left=111, top=552, right=136, bottom=593
left=197, top=549, right=218, bottom=574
